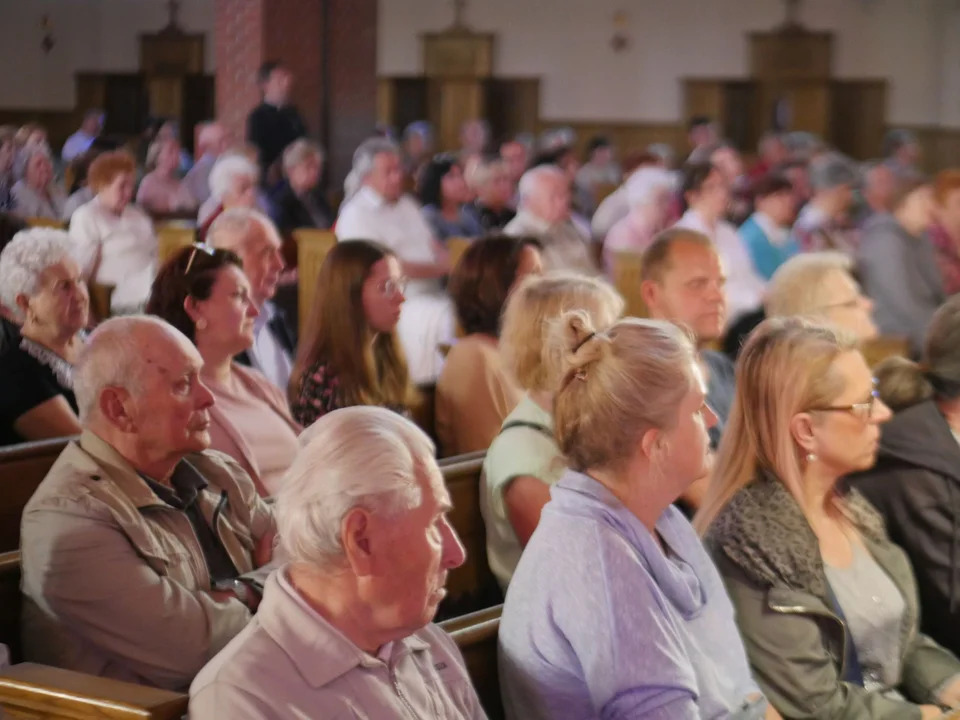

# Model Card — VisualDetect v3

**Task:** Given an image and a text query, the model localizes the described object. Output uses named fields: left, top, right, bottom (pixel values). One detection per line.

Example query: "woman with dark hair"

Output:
left=435, top=235, right=543, bottom=456
left=418, top=154, right=483, bottom=242
left=289, top=239, right=419, bottom=427
left=147, top=244, right=300, bottom=497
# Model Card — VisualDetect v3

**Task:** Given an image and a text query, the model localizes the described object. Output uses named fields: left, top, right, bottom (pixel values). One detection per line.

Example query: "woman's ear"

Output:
left=183, top=295, right=202, bottom=324
left=789, top=411, right=818, bottom=456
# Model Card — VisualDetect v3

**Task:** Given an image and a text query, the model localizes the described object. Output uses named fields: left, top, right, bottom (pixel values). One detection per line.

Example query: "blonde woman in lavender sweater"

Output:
left=499, top=311, right=779, bottom=720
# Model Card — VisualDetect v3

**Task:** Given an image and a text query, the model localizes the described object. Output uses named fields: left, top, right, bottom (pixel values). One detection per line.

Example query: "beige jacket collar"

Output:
left=78, top=429, right=170, bottom=509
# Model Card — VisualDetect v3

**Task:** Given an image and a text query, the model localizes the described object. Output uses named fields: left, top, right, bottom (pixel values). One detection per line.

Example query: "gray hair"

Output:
left=646, top=143, right=675, bottom=165
left=518, top=164, right=565, bottom=205
left=766, top=251, right=854, bottom=318
left=809, top=152, right=857, bottom=191
left=73, top=316, right=184, bottom=422
left=208, top=153, right=258, bottom=199
left=282, top=138, right=325, bottom=175
left=0, top=228, right=75, bottom=322
left=539, top=127, right=576, bottom=151
left=351, top=137, right=400, bottom=185
left=274, top=406, right=436, bottom=568
left=207, top=207, right=279, bottom=254
left=468, top=156, right=506, bottom=190
left=884, top=128, right=918, bottom=158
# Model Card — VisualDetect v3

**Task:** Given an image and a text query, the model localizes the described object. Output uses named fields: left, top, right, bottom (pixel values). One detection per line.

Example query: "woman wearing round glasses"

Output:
left=289, top=239, right=420, bottom=428
left=853, top=295, right=960, bottom=661
left=696, top=317, right=960, bottom=719
left=147, top=244, right=301, bottom=497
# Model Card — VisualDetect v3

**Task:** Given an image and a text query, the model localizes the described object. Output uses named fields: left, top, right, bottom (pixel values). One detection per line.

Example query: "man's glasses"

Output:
left=184, top=243, right=216, bottom=275
left=378, top=277, right=409, bottom=297
left=808, top=385, right=881, bottom=422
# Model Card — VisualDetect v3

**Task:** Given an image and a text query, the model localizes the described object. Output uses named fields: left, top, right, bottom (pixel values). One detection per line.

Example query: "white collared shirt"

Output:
left=751, top=211, right=790, bottom=248
left=504, top=210, right=598, bottom=275
left=247, top=302, right=293, bottom=390
left=675, top=209, right=766, bottom=324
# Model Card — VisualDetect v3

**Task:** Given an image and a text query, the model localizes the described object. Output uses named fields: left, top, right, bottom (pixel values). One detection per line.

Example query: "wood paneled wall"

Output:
left=0, top=109, right=77, bottom=150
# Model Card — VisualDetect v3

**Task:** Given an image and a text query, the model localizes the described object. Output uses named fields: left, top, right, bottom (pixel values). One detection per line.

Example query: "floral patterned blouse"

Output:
left=292, top=359, right=412, bottom=428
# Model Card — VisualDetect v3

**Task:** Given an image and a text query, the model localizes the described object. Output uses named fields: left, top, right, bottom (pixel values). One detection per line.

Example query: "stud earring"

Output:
left=196, top=318, right=208, bottom=331
left=806, top=452, right=817, bottom=463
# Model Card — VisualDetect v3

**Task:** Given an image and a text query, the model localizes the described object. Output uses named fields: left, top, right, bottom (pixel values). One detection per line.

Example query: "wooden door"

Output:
left=830, top=80, right=886, bottom=160
left=181, top=74, right=215, bottom=155
left=484, top=78, right=540, bottom=143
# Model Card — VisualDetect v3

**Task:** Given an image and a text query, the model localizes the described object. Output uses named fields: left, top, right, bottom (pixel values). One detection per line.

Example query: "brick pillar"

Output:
left=214, top=0, right=377, bottom=189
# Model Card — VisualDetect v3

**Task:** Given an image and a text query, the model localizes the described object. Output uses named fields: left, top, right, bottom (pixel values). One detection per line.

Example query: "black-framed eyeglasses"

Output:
left=183, top=243, right=216, bottom=275
left=378, top=276, right=409, bottom=297
left=808, top=385, right=881, bottom=421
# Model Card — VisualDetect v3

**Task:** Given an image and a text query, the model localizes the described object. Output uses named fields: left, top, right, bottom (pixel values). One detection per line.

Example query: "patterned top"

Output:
left=929, top=222, right=960, bottom=296
left=291, top=359, right=410, bottom=428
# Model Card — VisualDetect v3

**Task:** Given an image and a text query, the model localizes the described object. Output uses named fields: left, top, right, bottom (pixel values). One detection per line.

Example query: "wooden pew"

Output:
left=412, top=384, right=438, bottom=444
left=440, top=604, right=504, bottom=720
left=438, top=451, right=501, bottom=619
left=294, top=228, right=337, bottom=338
left=156, top=224, right=195, bottom=267
left=88, top=283, right=115, bottom=323
left=861, top=335, right=911, bottom=369
left=611, top=251, right=647, bottom=318
left=0, top=437, right=73, bottom=553
left=24, top=217, right=67, bottom=230
left=447, top=236, right=472, bottom=271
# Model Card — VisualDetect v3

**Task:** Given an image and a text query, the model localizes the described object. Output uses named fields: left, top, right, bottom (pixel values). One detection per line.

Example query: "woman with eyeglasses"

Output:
left=417, top=154, right=483, bottom=242
left=696, top=318, right=960, bottom=720
left=289, top=239, right=420, bottom=428
left=147, top=244, right=301, bottom=497
left=850, top=295, right=960, bottom=661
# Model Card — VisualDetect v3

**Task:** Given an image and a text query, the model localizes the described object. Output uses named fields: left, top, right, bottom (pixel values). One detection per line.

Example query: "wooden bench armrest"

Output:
left=439, top=604, right=502, bottom=637
left=0, top=663, right=188, bottom=719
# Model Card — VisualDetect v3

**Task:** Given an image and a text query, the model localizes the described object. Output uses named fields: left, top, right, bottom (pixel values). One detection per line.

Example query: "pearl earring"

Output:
left=806, top=452, right=817, bottom=463
left=196, top=318, right=208, bottom=331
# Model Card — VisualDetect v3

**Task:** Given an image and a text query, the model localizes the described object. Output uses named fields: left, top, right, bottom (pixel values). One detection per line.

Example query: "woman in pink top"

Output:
left=147, top=244, right=301, bottom=497
left=602, top=167, right=676, bottom=274
left=137, top=138, right=197, bottom=215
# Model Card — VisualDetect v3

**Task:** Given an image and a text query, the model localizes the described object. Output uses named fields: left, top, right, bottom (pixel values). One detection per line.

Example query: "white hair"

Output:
left=73, top=315, right=186, bottom=422
left=282, top=138, right=325, bottom=175
left=625, top=167, right=676, bottom=207
left=207, top=207, right=279, bottom=254
left=0, top=228, right=75, bottom=322
left=351, top=137, right=400, bottom=185
left=275, top=406, right=436, bottom=568
left=208, top=153, right=258, bottom=199
left=196, top=122, right=224, bottom=150
left=468, top=157, right=506, bottom=190
left=518, top=164, right=565, bottom=205
left=766, top=251, right=854, bottom=318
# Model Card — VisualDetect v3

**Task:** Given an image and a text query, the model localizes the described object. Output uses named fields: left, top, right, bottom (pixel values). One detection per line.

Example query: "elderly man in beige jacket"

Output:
left=190, top=406, right=486, bottom=719
left=20, top=316, right=276, bottom=691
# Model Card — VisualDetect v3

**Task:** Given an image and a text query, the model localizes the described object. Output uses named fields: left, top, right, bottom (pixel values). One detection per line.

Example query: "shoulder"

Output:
left=23, top=443, right=117, bottom=520
left=702, top=350, right=735, bottom=381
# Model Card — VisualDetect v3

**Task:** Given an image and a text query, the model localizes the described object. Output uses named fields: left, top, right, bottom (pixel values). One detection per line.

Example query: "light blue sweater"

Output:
left=499, top=470, right=766, bottom=720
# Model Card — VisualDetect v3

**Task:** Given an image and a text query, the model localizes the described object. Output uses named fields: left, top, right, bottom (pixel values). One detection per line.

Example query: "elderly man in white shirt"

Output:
left=674, top=161, right=765, bottom=327
left=207, top=208, right=293, bottom=390
left=190, top=406, right=484, bottom=720
left=62, top=110, right=104, bottom=163
left=183, top=122, right=229, bottom=208
left=336, top=137, right=454, bottom=383
left=505, top=165, right=597, bottom=275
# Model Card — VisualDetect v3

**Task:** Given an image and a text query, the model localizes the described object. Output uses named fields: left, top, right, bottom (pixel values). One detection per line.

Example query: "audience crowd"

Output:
left=4, top=58, right=960, bottom=720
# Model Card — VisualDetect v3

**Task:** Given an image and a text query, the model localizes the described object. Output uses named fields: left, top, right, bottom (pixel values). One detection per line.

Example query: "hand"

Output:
left=939, top=676, right=960, bottom=709
left=919, top=705, right=943, bottom=719
left=255, top=530, right=276, bottom=568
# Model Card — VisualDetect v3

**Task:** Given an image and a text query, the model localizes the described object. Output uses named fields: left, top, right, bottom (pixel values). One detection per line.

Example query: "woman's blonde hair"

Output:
left=500, top=271, right=623, bottom=392
left=548, top=310, right=697, bottom=473
left=694, top=317, right=859, bottom=534
left=876, top=294, right=960, bottom=411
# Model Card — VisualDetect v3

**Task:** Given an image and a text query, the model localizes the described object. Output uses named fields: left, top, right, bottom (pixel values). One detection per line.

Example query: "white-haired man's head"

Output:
left=0, top=228, right=88, bottom=329
left=207, top=207, right=284, bottom=307
left=767, top=252, right=877, bottom=341
left=208, top=152, right=258, bottom=208
left=625, top=167, right=676, bottom=228
left=518, top=165, right=571, bottom=226
left=275, top=406, right=466, bottom=636
left=196, top=122, right=228, bottom=158
left=352, top=137, right=403, bottom=203
left=74, top=316, right=215, bottom=464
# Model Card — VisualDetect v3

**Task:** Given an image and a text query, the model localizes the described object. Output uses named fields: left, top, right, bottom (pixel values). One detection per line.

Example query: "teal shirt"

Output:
left=739, top=214, right=798, bottom=281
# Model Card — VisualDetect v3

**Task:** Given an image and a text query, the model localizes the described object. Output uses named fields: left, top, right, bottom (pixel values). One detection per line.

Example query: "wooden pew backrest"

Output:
left=0, top=437, right=73, bottom=553
left=156, top=224, right=195, bottom=267
left=861, top=335, right=910, bottom=369
left=438, top=452, right=500, bottom=618
left=294, top=229, right=337, bottom=338
left=0, top=551, right=21, bottom=663
left=440, top=605, right=503, bottom=720
left=25, top=217, right=67, bottom=230
left=447, top=237, right=472, bottom=271
left=611, top=251, right=647, bottom=318
left=0, top=663, right=188, bottom=720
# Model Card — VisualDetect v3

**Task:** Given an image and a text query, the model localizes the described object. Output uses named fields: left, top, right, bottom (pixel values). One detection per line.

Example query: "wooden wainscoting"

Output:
left=0, top=110, right=77, bottom=152
left=909, top=126, right=960, bottom=174
left=535, top=119, right=686, bottom=158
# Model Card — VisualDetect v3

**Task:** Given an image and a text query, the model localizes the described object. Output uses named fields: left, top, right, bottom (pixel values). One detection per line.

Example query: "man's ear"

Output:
left=640, top=279, right=660, bottom=313
left=341, top=508, right=375, bottom=577
left=99, top=386, right=137, bottom=433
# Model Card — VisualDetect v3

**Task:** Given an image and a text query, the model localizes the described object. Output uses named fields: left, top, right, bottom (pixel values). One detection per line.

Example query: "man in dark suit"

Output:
left=269, top=138, right=333, bottom=236
left=246, top=62, right=307, bottom=186
left=207, top=208, right=296, bottom=390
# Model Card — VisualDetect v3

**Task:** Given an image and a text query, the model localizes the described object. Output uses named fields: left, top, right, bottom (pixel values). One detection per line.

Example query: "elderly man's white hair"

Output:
left=208, top=152, right=258, bottom=199
left=282, top=138, right=325, bottom=174
left=766, top=251, right=853, bottom=318
left=517, top=164, right=566, bottom=206
left=73, top=315, right=187, bottom=422
left=625, top=167, right=676, bottom=207
left=207, top=207, right=279, bottom=254
left=275, top=405, right=436, bottom=568
left=0, top=228, right=75, bottom=322
left=351, top=137, right=400, bottom=185
left=196, top=122, right=225, bottom=151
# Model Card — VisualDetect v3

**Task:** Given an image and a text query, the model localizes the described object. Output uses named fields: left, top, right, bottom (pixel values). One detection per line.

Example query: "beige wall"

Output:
left=378, top=0, right=960, bottom=129
left=0, top=0, right=215, bottom=110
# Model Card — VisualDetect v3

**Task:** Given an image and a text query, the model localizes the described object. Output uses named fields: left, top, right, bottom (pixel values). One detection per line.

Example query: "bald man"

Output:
left=20, top=316, right=276, bottom=690
left=183, top=122, right=229, bottom=206
left=504, top=165, right=597, bottom=275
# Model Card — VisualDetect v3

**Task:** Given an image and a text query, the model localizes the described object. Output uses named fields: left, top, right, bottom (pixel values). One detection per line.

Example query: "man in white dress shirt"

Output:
left=207, top=208, right=294, bottom=390
left=335, top=138, right=453, bottom=384
left=62, top=110, right=104, bottom=163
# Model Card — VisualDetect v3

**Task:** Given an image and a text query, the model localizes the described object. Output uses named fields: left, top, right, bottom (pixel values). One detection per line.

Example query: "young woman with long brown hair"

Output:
left=289, top=239, right=420, bottom=427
